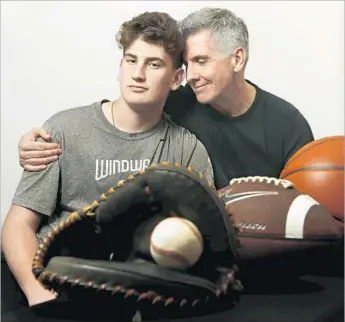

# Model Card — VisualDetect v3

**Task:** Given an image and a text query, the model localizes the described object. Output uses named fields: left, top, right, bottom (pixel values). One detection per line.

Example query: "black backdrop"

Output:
left=2, top=250, right=344, bottom=322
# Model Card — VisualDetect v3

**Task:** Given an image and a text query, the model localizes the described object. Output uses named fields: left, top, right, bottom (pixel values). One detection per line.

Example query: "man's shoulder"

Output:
left=255, top=82, right=304, bottom=121
left=251, top=81, right=313, bottom=142
left=165, top=85, right=197, bottom=123
left=168, top=84, right=196, bottom=101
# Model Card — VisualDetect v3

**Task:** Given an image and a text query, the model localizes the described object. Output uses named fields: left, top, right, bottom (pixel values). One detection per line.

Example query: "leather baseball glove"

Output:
left=32, top=163, right=242, bottom=320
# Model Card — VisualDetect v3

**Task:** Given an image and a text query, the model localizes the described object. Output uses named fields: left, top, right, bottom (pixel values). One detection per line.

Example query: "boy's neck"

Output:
left=102, top=99, right=164, bottom=133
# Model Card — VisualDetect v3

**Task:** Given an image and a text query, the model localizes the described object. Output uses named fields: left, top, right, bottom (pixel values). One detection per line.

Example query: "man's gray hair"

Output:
left=179, top=7, right=249, bottom=63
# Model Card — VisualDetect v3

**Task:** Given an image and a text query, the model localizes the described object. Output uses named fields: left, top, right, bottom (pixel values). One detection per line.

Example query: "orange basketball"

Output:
left=280, top=136, right=344, bottom=222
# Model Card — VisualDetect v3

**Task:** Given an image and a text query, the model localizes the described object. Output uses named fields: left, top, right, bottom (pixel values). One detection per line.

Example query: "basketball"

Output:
left=280, top=136, right=344, bottom=222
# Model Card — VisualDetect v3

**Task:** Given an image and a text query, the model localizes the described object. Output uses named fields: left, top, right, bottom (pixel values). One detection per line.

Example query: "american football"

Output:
left=218, top=176, right=344, bottom=263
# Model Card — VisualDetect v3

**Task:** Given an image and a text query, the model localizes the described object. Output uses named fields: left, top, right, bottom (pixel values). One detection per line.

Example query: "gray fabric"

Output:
left=12, top=101, right=214, bottom=239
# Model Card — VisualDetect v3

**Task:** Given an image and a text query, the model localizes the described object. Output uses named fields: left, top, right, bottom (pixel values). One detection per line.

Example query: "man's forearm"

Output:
left=1, top=206, right=46, bottom=298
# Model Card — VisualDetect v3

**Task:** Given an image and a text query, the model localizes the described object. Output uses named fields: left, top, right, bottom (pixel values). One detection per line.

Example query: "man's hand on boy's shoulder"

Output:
left=18, top=127, right=61, bottom=171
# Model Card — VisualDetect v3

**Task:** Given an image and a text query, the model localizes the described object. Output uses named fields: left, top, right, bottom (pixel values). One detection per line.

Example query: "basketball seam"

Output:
left=281, top=165, right=344, bottom=179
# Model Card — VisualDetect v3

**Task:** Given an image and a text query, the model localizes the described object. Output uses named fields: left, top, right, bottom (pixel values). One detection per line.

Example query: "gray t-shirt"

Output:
left=12, top=101, right=214, bottom=238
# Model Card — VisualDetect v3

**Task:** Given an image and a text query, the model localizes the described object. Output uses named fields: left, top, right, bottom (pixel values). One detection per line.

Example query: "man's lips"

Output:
left=192, top=84, right=208, bottom=91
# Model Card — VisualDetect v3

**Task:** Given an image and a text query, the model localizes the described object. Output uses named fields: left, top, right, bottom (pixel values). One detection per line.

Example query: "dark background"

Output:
left=2, top=249, right=344, bottom=322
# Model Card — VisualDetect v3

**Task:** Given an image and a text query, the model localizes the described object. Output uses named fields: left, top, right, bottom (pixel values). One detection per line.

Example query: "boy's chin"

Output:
left=123, top=98, right=156, bottom=109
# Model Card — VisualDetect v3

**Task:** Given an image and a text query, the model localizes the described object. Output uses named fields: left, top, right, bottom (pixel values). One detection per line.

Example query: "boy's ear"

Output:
left=117, top=58, right=123, bottom=81
left=170, top=68, right=185, bottom=91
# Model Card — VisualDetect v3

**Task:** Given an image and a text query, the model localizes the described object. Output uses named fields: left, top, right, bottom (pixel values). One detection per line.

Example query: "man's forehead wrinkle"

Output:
left=185, top=45, right=214, bottom=59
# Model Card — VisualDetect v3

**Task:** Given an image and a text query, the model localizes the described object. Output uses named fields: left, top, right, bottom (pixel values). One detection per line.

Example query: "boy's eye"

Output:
left=149, top=62, right=161, bottom=68
left=126, top=58, right=136, bottom=64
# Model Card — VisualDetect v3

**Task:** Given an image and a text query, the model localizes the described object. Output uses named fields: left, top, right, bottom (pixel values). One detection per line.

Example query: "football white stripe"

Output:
left=285, top=195, right=319, bottom=239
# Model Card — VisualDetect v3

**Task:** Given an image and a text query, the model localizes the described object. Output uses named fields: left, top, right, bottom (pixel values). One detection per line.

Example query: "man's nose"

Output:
left=186, top=66, right=200, bottom=84
left=132, top=65, right=146, bottom=81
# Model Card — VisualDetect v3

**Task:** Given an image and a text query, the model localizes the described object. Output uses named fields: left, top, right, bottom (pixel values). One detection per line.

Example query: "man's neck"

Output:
left=211, top=80, right=256, bottom=117
left=102, top=99, right=163, bottom=133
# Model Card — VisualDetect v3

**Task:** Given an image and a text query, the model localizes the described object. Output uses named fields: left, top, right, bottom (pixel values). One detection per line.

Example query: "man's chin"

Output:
left=195, top=93, right=213, bottom=104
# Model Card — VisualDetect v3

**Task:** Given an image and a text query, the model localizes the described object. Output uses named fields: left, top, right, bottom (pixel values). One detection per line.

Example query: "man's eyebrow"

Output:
left=190, top=55, right=210, bottom=61
left=124, top=53, right=165, bottom=63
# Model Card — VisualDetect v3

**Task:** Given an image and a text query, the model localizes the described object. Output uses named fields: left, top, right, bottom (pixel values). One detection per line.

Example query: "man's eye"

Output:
left=126, top=59, right=136, bottom=64
left=197, top=60, right=207, bottom=65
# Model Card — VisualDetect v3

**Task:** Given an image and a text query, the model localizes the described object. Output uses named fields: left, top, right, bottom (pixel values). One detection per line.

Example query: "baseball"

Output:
left=150, top=217, right=203, bottom=269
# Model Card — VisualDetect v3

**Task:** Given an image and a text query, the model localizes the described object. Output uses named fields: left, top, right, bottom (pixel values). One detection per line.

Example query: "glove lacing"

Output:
left=229, top=176, right=294, bottom=189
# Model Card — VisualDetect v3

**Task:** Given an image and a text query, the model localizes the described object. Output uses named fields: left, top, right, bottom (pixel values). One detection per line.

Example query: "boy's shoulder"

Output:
left=165, top=114, right=209, bottom=160
left=165, top=113, right=198, bottom=143
left=45, top=101, right=101, bottom=126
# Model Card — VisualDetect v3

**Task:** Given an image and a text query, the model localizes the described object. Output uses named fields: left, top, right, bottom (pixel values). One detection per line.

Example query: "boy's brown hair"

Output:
left=116, top=12, right=184, bottom=69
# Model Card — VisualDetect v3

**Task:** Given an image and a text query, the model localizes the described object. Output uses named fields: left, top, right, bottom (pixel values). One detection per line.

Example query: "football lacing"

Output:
left=229, top=176, right=294, bottom=189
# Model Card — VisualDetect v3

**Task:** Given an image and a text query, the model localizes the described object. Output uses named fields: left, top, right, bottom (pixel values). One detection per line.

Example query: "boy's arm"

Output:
left=1, top=205, right=57, bottom=306
left=2, top=118, right=63, bottom=306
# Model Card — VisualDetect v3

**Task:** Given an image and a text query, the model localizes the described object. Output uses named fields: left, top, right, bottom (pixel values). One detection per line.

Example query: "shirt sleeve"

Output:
left=12, top=119, right=63, bottom=217
left=282, top=111, right=315, bottom=167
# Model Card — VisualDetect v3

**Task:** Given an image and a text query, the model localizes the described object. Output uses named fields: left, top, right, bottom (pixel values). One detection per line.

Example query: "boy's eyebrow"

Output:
left=124, top=53, right=165, bottom=64
left=124, top=53, right=137, bottom=59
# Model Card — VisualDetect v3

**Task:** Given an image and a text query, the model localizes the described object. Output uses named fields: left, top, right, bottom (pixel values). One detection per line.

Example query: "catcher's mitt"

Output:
left=32, top=163, right=242, bottom=320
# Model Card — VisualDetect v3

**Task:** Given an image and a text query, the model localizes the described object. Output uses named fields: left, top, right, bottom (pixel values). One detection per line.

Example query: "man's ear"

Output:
left=170, top=68, right=185, bottom=91
left=232, top=47, right=246, bottom=73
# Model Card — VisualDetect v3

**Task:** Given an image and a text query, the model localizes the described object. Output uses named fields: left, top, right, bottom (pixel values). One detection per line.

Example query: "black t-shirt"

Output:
left=164, top=80, right=314, bottom=189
